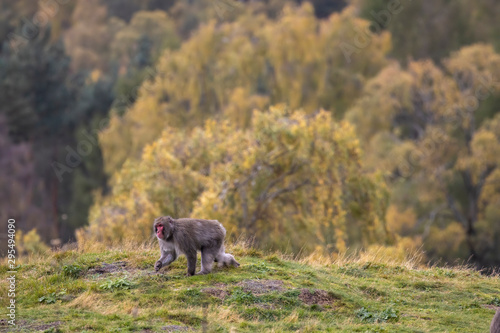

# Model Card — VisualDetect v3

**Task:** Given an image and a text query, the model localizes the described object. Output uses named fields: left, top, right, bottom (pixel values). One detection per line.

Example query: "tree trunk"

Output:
left=465, top=220, right=477, bottom=259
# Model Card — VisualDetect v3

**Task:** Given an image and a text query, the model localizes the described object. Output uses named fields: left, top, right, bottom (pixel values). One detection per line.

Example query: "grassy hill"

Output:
left=0, top=242, right=499, bottom=332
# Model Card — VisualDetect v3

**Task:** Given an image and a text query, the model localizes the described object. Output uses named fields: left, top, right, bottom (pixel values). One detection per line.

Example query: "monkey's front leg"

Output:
left=155, top=251, right=177, bottom=272
left=185, top=252, right=197, bottom=276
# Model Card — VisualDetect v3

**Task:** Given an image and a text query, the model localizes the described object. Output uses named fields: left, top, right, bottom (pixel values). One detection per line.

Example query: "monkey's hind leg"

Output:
left=215, top=245, right=227, bottom=268
left=198, top=247, right=215, bottom=275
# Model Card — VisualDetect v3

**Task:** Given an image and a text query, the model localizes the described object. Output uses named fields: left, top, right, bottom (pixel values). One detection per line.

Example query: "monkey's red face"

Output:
left=154, top=216, right=174, bottom=240
left=155, top=223, right=164, bottom=239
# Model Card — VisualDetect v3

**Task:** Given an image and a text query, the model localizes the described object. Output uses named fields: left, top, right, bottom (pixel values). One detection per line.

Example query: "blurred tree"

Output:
left=3, top=0, right=499, bottom=267
left=0, top=116, right=51, bottom=256
left=110, top=10, right=180, bottom=115
left=0, top=0, right=37, bottom=51
left=15, top=229, right=50, bottom=255
left=301, top=0, right=347, bottom=18
left=133, top=35, right=153, bottom=69
left=64, top=77, right=115, bottom=237
left=99, top=3, right=391, bottom=175
left=80, top=105, right=389, bottom=254
left=346, top=44, right=500, bottom=266
left=103, top=0, right=177, bottom=22
left=0, top=27, right=76, bottom=240
left=0, top=25, right=116, bottom=242
left=357, top=0, right=500, bottom=63
left=192, top=106, right=389, bottom=253
left=103, top=0, right=142, bottom=22
left=111, top=10, right=179, bottom=68
left=64, top=0, right=125, bottom=73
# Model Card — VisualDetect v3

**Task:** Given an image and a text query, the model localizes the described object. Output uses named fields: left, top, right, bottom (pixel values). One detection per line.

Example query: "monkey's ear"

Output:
left=166, top=216, right=174, bottom=223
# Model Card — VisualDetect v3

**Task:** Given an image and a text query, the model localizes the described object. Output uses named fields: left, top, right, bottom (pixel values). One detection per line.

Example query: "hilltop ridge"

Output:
left=1, top=243, right=499, bottom=332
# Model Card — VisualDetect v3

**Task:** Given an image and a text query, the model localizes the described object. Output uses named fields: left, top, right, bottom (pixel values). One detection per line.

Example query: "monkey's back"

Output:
left=173, top=218, right=226, bottom=252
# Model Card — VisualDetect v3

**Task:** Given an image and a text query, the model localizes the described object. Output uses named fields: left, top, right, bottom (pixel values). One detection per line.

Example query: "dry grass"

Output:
left=299, top=245, right=426, bottom=270
left=1, top=239, right=498, bottom=332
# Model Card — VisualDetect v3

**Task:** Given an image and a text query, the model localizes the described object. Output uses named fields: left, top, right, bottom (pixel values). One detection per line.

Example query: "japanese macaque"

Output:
left=153, top=216, right=240, bottom=276
left=492, top=309, right=500, bottom=333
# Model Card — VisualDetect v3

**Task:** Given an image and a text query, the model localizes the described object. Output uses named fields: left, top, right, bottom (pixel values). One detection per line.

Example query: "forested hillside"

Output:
left=1, top=0, right=500, bottom=268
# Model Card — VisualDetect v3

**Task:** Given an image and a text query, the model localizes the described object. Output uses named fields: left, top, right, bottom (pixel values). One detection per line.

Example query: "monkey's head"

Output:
left=153, top=216, right=174, bottom=240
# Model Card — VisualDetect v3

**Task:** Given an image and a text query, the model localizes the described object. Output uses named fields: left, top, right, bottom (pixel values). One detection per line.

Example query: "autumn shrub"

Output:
left=80, top=105, right=389, bottom=254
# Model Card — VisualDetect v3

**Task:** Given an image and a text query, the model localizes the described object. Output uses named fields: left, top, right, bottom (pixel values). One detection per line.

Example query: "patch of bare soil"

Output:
left=32, top=321, right=62, bottom=331
left=202, top=283, right=228, bottom=299
left=162, top=325, right=191, bottom=331
left=237, top=279, right=285, bottom=295
left=0, top=320, right=8, bottom=333
left=483, top=304, right=500, bottom=310
left=1, top=320, right=62, bottom=332
left=87, top=261, right=128, bottom=275
left=299, top=289, right=338, bottom=306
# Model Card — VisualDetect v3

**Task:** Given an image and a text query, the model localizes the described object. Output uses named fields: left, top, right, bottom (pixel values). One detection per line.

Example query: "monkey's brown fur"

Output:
left=492, top=309, right=500, bottom=333
left=153, top=216, right=240, bottom=276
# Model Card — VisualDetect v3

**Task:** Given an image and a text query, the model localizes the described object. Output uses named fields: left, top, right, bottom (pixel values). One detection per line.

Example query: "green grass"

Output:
left=0, top=244, right=499, bottom=332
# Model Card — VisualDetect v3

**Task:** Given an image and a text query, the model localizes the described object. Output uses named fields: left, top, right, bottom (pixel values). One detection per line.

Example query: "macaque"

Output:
left=492, top=309, right=500, bottom=333
left=153, top=216, right=240, bottom=276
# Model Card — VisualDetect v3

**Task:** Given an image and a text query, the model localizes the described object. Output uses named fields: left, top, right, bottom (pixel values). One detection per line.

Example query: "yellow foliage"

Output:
left=361, top=237, right=423, bottom=266
left=83, top=105, right=388, bottom=254
left=223, top=87, right=270, bottom=128
left=99, top=4, right=390, bottom=174
left=111, top=10, right=179, bottom=63
left=444, top=44, right=500, bottom=94
left=426, top=223, right=466, bottom=261
left=347, top=44, right=500, bottom=264
left=386, top=205, right=417, bottom=235
left=15, top=229, right=49, bottom=255
left=481, top=168, right=500, bottom=205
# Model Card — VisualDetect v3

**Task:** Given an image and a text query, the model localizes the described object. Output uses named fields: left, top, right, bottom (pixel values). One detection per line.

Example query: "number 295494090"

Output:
left=7, top=219, right=16, bottom=269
